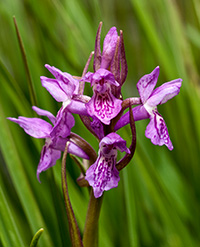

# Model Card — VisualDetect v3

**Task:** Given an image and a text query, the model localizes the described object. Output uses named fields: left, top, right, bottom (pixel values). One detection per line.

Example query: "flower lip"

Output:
left=145, top=111, right=173, bottom=150
left=85, top=83, right=122, bottom=125
left=83, top=69, right=122, bottom=125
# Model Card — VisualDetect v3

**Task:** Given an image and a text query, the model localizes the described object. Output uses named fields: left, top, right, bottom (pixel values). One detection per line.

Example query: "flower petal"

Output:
left=137, top=66, right=159, bottom=103
left=119, top=30, right=128, bottom=85
left=90, top=118, right=105, bottom=140
left=85, top=155, right=120, bottom=198
left=93, top=22, right=102, bottom=71
left=37, top=144, right=61, bottom=182
left=50, top=136, right=89, bottom=159
left=40, top=77, right=68, bottom=102
left=41, top=65, right=79, bottom=102
left=100, top=132, right=130, bottom=153
left=45, top=64, right=63, bottom=79
left=82, top=69, right=119, bottom=87
left=32, top=106, right=56, bottom=125
left=8, top=117, right=52, bottom=138
left=145, top=111, right=173, bottom=150
left=101, top=27, right=118, bottom=69
left=67, top=100, right=89, bottom=116
left=147, top=79, right=182, bottom=107
left=93, top=69, right=119, bottom=86
left=114, top=105, right=149, bottom=131
left=86, top=84, right=122, bottom=125
left=51, top=107, right=75, bottom=139
left=45, top=64, right=79, bottom=94
left=68, top=142, right=89, bottom=159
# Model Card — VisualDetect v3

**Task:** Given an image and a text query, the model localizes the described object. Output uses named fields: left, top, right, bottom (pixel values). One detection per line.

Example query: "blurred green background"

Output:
left=1, top=0, right=200, bottom=246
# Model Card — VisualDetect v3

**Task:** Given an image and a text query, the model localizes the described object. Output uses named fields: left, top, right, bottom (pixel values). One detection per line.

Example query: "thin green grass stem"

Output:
left=13, top=16, right=38, bottom=107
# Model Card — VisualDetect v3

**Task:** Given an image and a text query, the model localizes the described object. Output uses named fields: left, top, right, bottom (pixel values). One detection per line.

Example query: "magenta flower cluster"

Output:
left=8, top=23, right=182, bottom=198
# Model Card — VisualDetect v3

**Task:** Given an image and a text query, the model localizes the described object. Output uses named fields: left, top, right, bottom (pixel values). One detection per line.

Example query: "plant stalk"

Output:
left=82, top=191, right=104, bottom=247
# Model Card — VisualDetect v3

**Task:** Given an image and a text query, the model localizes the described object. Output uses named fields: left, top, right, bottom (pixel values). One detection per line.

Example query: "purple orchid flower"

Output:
left=85, top=132, right=130, bottom=198
left=115, top=66, right=182, bottom=150
left=81, top=68, right=122, bottom=125
left=8, top=106, right=89, bottom=181
left=40, top=64, right=89, bottom=116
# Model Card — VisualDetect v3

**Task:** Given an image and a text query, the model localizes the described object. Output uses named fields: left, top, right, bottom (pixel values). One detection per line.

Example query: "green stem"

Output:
left=13, top=16, right=38, bottom=107
left=61, top=143, right=83, bottom=247
left=83, top=191, right=104, bottom=247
